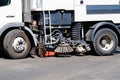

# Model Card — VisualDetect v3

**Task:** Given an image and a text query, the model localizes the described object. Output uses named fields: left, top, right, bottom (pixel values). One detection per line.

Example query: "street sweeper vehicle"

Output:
left=0, top=0, right=120, bottom=59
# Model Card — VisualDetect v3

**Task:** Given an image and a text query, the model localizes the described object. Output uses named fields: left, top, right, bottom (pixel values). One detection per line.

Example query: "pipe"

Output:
left=22, top=0, right=32, bottom=22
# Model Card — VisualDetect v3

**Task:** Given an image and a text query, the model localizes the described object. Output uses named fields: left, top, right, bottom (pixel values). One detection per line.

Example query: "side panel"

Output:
left=30, top=0, right=74, bottom=11
left=75, top=0, right=119, bottom=5
left=75, top=0, right=120, bottom=23
left=0, top=0, right=22, bottom=28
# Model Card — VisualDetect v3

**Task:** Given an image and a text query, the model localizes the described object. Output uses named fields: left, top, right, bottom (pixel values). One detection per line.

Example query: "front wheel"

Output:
left=93, top=28, right=118, bottom=56
left=3, top=29, right=31, bottom=59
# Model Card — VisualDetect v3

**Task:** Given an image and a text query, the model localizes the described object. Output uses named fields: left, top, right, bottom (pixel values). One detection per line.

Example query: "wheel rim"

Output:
left=99, top=35, right=114, bottom=51
left=12, top=37, right=26, bottom=53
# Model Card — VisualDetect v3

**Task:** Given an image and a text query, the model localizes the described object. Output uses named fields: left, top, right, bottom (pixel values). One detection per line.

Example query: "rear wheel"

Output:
left=93, top=28, right=118, bottom=56
left=3, top=29, right=31, bottom=59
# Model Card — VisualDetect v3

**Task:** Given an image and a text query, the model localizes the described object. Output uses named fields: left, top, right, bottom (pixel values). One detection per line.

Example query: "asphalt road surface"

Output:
left=0, top=50, right=120, bottom=80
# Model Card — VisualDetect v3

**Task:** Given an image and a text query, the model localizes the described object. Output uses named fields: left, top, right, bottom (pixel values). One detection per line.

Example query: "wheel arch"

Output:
left=0, top=22, right=37, bottom=49
left=86, top=22, right=120, bottom=43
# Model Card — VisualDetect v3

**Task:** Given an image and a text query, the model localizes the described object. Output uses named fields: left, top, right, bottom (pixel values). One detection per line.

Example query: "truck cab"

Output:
left=0, top=0, right=22, bottom=28
left=0, top=0, right=36, bottom=59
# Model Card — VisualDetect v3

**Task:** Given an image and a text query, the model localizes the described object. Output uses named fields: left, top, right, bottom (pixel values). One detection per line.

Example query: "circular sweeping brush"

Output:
left=55, top=43, right=73, bottom=53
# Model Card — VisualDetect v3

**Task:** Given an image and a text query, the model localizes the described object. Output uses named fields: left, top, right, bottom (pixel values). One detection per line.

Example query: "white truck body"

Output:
left=31, top=0, right=120, bottom=23
left=1, top=0, right=120, bottom=27
left=30, top=0, right=74, bottom=11
left=75, top=0, right=120, bottom=23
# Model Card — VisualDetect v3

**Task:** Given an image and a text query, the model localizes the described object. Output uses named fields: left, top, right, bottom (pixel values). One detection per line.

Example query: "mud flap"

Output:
left=37, top=39, right=47, bottom=57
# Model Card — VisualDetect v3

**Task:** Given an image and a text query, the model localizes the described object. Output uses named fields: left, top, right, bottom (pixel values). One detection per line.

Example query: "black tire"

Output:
left=3, top=29, right=31, bottom=59
left=93, top=28, right=118, bottom=56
